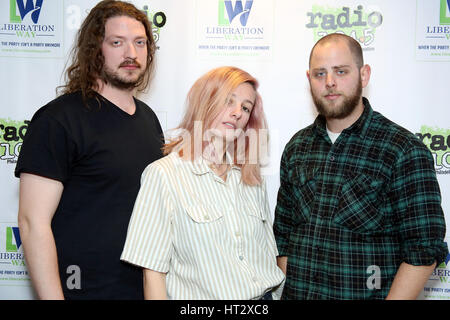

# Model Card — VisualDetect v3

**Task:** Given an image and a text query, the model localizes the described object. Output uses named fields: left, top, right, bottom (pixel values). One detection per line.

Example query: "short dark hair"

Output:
left=309, top=33, right=364, bottom=69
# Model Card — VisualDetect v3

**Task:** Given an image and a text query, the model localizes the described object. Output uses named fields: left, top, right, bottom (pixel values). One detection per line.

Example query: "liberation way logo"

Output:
left=422, top=244, right=450, bottom=299
left=0, top=0, right=63, bottom=57
left=10, top=0, right=43, bottom=24
left=415, top=0, right=450, bottom=61
left=197, top=0, right=274, bottom=60
left=0, top=224, right=30, bottom=285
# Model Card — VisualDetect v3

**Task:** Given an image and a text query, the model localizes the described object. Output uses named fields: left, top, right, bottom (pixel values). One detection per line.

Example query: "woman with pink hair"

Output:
left=121, top=66, right=285, bottom=300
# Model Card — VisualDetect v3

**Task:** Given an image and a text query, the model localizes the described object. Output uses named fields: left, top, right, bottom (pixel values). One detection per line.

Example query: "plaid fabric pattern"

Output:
left=274, top=98, right=448, bottom=300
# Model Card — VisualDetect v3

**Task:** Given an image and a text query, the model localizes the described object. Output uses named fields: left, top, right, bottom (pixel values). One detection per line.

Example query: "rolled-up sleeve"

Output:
left=121, top=163, right=174, bottom=273
left=391, top=143, right=448, bottom=266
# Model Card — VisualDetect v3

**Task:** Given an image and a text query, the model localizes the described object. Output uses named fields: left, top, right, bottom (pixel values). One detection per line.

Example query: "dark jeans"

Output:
left=260, top=291, right=273, bottom=300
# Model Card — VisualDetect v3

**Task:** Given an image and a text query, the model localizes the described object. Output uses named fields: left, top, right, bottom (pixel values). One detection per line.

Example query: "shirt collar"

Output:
left=313, top=97, right=373, bottom=139
left=188, top=151, right=241, bottom=176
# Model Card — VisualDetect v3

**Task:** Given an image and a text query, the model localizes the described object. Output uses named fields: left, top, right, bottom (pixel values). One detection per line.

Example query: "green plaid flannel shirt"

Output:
left=274, top=98, right=448, bottom=299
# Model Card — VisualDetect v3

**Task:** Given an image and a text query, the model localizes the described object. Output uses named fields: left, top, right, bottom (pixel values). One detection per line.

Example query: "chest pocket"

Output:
left=243, top=202, right=266, bottom=221
left=289, top=167, right=316, bottom=225
left=185, top=204, right=224, bottom=223
left=334, top=173, right=385, bottom=234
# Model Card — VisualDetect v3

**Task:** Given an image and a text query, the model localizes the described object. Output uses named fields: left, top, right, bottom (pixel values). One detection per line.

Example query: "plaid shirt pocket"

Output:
left=334, top=173, right=386, bottom=234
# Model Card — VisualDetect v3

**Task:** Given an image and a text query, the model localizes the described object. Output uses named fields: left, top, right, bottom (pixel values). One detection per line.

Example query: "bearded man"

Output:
left=15, top=0, right=163, bottom=299
left=274, top=33, right=448, bottom=300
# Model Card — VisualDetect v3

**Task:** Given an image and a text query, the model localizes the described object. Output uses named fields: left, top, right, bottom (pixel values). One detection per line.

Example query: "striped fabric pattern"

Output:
left=121, top=152, right=285, bottom=300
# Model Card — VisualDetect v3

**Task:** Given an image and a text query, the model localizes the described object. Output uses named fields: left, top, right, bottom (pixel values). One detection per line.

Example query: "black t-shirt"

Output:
left=15, top=91, right=164, bottom=299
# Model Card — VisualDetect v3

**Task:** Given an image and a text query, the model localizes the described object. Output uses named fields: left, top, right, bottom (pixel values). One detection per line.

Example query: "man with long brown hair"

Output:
left=15, top=1, right=163, bottom=299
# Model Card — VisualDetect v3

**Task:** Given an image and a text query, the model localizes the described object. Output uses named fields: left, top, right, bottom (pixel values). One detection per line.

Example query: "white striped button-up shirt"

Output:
left=121, top=152, right=285, bottom=300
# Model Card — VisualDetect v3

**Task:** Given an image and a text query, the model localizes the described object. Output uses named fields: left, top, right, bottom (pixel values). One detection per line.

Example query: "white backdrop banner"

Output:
left=0, top=0, right=449, bottom=300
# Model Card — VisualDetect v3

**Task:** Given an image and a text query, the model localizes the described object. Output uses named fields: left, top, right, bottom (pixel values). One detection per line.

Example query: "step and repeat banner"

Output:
left=0, top=0, right=449, bottom=300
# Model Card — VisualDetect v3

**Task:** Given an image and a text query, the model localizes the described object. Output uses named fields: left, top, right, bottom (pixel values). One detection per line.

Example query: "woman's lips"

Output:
left=223, top=122, right=236, bottom=129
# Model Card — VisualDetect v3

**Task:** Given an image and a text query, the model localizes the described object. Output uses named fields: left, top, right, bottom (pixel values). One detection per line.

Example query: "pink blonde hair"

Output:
left=164, top=66, right=268, bottom=186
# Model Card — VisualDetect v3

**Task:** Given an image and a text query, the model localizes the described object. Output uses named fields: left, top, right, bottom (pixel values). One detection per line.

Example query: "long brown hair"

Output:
left=164, top=66, right=269, bottom=186
left=58, top=0, right=156, bottom=102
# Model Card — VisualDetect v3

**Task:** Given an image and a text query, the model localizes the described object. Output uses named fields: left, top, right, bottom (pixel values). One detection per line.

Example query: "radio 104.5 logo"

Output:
left=305, top=4, right=383, bottom=51
left=0, top=118, right=28, bottom=165
left=416, top=126, right=450, bottom=174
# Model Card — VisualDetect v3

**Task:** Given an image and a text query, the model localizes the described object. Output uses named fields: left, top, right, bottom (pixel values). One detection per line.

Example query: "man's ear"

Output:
left=306, top=70, right=310, bottom=81
left=360, top=64, right=371, bottom=89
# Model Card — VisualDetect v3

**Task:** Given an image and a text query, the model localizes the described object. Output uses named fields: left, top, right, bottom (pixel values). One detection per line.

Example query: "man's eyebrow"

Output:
left=104, top=35, right=147, bottom=40
left=311, top=65, right=351, bottom=71
left=332, top=65, right=351, bottom=69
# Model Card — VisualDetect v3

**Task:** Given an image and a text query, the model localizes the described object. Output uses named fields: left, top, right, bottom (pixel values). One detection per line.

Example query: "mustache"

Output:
left=119, top=59, right=141, bottom=68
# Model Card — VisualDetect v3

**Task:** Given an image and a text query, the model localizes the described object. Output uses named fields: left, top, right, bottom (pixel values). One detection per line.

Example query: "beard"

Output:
left=101, top=59, right=145, bottom=90
left=311, top=80, right=362, bottom=120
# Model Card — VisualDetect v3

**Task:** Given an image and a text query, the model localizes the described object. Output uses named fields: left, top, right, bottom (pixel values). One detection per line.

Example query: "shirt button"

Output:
left=239, top=256, right=244, bottom=260
left=204, top=215, right=210, bottom=220
left=330, top=156, right=335, bottom=161
left=235, top=231, right=241, bottom=237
